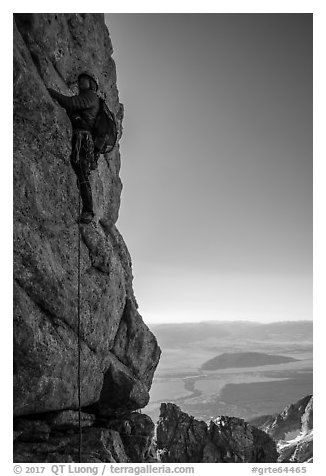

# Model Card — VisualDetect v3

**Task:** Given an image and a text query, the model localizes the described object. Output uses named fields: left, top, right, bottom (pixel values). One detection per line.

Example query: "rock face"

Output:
left=14, top=410, right=156, bottom=463
left=278, top=431, right=313, bottom=464
left=13, top=13, right=161, bottom=462
left=156, top=403, right=278, bottom=463
left=277, top=396, right=313, bottom=463
left=13, top=12, right=161, bottom=417
left=250, top=395, right=313, bottom=463
left=263, top=394, right=312, bottom=441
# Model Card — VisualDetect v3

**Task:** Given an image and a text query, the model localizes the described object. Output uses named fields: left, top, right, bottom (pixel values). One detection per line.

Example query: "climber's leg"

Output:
left=78, top=174, right=94, bottom=223
left=70, top=131, right=95, bottom=224
left=71, top=159, right=94, bottom=223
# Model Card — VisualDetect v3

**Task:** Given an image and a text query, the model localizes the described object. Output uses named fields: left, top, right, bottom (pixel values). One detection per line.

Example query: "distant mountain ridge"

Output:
left=201, top=352, right=298, bottom=370
left=150, top=321, right=312, bottom=348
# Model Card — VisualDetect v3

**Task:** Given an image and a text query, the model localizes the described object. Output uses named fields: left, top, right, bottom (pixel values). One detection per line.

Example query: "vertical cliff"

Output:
left=13, top=13, right=161, bottom=462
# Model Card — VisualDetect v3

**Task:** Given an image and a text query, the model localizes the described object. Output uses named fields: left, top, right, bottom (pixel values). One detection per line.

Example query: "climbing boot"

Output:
left=79, top=211, right=94, bottom=224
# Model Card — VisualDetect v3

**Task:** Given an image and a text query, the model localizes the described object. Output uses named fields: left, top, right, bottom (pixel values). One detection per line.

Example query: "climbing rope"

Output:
left=77, top=190, right=82, bottom=463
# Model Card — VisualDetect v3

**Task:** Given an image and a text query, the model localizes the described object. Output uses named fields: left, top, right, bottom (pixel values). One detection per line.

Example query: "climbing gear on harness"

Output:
left=92, top=98, right=117, bottom=157
left=72, top=130, right=96, bottom=172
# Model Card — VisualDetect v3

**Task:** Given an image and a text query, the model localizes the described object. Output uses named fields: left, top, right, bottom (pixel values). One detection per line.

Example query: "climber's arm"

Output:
left=47, top=88, right=93, bottom=112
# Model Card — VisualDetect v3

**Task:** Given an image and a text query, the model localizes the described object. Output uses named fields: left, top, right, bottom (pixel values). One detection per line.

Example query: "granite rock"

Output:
left=156, top=403, right=278, bottom=463
left=249, top=395, right=313, bottom=463
left=13, top=13, right=161, bottom=418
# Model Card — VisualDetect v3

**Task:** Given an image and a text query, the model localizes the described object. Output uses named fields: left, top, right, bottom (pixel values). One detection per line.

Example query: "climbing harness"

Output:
left=72, top=130, right=96, bottom=172
left=77, top=192, right=82, bottom=463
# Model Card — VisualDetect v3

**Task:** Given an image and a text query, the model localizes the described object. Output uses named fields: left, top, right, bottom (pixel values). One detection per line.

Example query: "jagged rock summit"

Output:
left=14, top=12, right=161, bottom=430
left=156, top=403, right=278, bottom=463
left=250, top=395, right=313, bottom=463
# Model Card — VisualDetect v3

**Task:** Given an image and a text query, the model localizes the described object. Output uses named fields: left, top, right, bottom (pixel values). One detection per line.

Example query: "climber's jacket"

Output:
left=48, top=88, right=100, bottom=131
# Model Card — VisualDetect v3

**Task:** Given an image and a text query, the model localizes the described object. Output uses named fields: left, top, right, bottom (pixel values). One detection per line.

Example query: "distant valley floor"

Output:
left=144, top=326, right=313, bottom=424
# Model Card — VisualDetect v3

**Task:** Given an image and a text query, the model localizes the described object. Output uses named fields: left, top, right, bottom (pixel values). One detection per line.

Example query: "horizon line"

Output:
left=148, top=318, right=313, bottom=326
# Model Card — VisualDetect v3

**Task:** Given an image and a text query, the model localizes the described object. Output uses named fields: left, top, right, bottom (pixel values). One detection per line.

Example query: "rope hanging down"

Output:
left=77, top=192, right=82, bottom=463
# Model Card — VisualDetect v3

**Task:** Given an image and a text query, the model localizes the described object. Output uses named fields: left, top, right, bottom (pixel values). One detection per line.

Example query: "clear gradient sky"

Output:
left=105, top=13, right=312, bottom=324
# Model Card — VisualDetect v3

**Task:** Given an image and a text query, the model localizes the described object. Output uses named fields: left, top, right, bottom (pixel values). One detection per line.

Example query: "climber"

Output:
left=48, top=72, right=100, bottom=224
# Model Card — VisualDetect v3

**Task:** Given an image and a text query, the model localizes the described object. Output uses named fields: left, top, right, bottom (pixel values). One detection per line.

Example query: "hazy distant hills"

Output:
left=150, top=321, right=312, bottom=349
left=201, top=352, right=298, bottom=370
left=145, top=320, right=312, bottom=424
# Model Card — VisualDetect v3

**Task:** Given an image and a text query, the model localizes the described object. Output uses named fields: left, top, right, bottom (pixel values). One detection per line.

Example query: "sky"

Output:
left=105, top=13, right=312, bottom=324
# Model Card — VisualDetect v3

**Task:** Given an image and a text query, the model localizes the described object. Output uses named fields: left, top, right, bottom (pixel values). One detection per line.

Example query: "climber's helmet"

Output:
left=78, top=72, right=99, bottom=92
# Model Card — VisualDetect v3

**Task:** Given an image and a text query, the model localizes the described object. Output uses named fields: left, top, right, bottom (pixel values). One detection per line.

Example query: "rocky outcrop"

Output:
left=106, top=412, right=157, bottom=462
left=301, top=395, right=313, bottom=435
left=250, top=395, right=313, bottom=463
left=156, top=403, right=278, bottom=463
left=277, top=396, right=313, bottom=463
left=14, top=410, right=156, bottom=463
left=262, top=394, right=312, bottom=441
left=13, top=12, right=161, bottom=462
left=278, top=431, right=313, bottom=463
